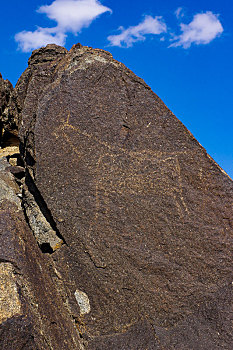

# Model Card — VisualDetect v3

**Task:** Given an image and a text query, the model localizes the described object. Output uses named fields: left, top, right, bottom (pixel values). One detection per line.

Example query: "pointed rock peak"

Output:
left=0, top=73, right=13, bottom=90
left=0, top=73, right=14, bottom=142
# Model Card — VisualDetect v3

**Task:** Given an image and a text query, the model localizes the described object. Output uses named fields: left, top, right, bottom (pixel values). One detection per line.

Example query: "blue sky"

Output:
left=1, top=0, right=232, bottom=178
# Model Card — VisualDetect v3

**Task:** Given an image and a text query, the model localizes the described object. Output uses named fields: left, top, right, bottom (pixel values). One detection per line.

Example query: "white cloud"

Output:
left=15, top=0, right=111, bottom=52
left=170, top=11, right=223, bottom=48
left=15, top=28, right=66, bottom=52
left=38, top=0, right=112, bottom=33
left=107, top=15, right=167, bottom=47
left=175, top=7, right=184, bottom=19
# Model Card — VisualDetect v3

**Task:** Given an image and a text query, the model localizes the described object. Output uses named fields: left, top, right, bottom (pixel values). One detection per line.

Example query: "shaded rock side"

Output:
left=0, top=73, right=13, bottom=116
left=0, top=73, right=14, bottom=141
left=0, top=157, right=84, bottom=349
left=10, top=44, right=233, bottom=348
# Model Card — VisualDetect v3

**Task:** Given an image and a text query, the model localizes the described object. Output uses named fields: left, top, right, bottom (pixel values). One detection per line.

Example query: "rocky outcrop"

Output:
left=0, top=74, right=14, bottom=141
left=0, top=74, right=13, bottom=116
left=0, top=158, right=84, bottom=349
left=0, top=43, right=233, bottom=349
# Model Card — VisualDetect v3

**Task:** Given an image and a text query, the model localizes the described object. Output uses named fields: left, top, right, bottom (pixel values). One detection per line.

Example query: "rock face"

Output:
left=0, top=73, right=12, bottom=116
left=0, top=73, right=14, bottom=140
left=0, top=158, right=83, bottom=349
left=0, top=43, right=233, bottom=349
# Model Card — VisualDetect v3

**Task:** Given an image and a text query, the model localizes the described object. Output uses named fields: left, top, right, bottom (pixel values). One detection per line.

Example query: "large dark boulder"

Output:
left=1, top=43, right=233, bottom=349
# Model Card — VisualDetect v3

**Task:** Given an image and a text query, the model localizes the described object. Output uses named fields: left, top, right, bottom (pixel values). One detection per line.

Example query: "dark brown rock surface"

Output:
left=0, top=157, right=83, bottom=349
left=0, top=73, right=13, bottom=115
left=1, top=43, right=233, bottom=349
left=0, top=73, right=14, bottom=140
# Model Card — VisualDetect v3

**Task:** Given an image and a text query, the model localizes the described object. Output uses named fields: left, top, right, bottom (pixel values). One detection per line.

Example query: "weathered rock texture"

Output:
left=0, top=43, right=233, bottom=349
left=0, top=73, right=14, bottom=140
left=0, top=74, right=13, bottom=117
left=0, top=158, right=84, bottom=349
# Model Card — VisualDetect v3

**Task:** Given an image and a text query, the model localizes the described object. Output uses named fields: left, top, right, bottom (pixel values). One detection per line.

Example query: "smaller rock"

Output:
left=6, top=166, right=25, bottom=179
left=74, top=290, right=91, bottom=315
left=22, top=183, right=64, bottom=252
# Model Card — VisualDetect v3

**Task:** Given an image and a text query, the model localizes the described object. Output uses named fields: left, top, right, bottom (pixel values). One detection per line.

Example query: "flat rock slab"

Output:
left=11, top=44, right=233, bottom=349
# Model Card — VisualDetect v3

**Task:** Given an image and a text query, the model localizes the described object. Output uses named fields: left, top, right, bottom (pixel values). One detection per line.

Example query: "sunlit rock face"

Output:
left=0, top=43, right=232, bottom=349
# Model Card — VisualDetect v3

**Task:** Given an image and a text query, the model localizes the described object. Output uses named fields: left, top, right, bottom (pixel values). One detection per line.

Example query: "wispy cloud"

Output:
left=175, top=7, right=184, bottom=19
left=15, top=0, right=112, bottom=52
left=107, top=15, right=167, bottom=47
left=170, top=11, right=223, bottom=48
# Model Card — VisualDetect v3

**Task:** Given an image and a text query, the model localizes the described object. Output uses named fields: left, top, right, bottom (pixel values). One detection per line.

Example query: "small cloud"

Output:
left=107, top=15, right=167, bottom=47
left=175, top=7, right=184, bottom=19
left=15, top=0, right=112, bottom=52
left=38, top=0, right=112, bottom=33
left=170, top=11, right=223, bottom=48
left=15, top=28, right=66, bottom=53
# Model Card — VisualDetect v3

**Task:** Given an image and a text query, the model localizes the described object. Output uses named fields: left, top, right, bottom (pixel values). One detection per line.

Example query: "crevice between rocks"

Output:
left=0, top=131, right=21, bottom=165
left=1, top=111, right=67, bottom=257
left=22, top=169, right=68, bottom=254
left=25, top=169, right=65, bottom=240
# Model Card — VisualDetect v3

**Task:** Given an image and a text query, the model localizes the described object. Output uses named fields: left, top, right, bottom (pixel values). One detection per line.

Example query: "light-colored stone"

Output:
left=74, top=289, right=91, bottom=315
left=23, top=187, right=63, bottom=251
left=0, top=263, right=22, bottom=324
left=0, top=158, right=21, bottom=209
left=0, top=145, right=19, bottom=159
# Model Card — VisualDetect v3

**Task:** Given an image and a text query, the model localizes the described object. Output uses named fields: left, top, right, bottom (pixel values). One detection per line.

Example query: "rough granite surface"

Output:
left=0, top=43, right=232, bottom=349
